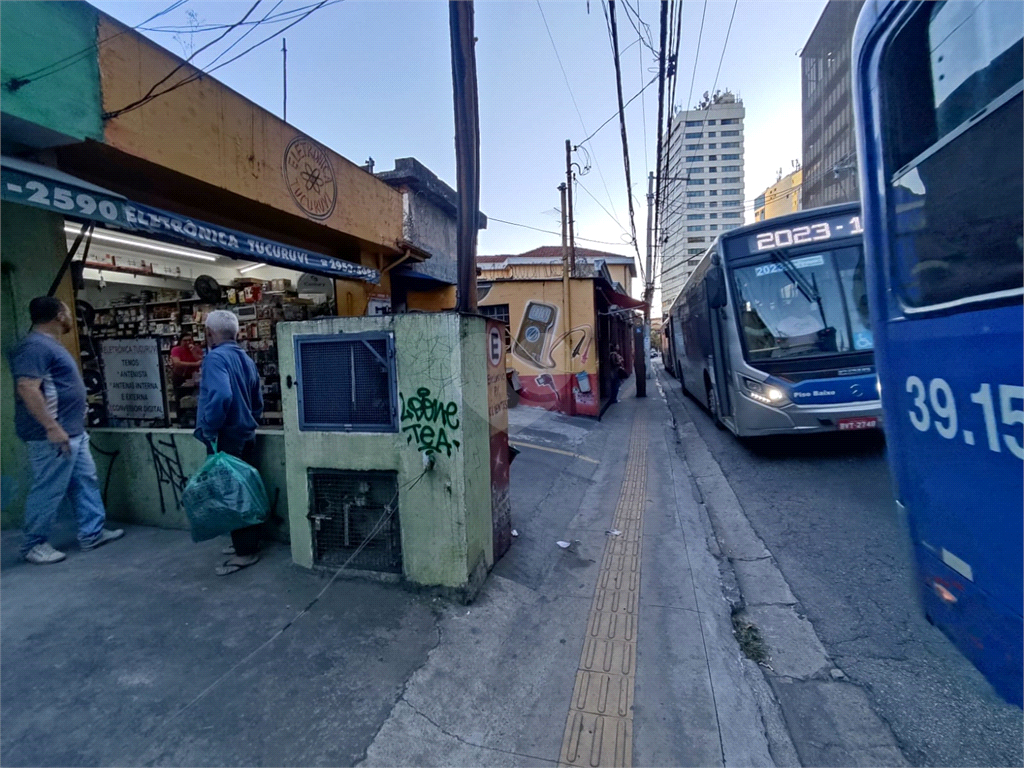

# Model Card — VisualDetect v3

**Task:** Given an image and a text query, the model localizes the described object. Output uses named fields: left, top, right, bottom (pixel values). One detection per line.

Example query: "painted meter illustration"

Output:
left=513, top=301, right=559, bottom=369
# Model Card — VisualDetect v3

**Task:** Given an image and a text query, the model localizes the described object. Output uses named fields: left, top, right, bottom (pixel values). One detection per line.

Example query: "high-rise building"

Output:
left=753, top=167, right=802, bottom=222
left=801, top=0, right=865, bottom=208
left=659, top=91, right=745, bottom=316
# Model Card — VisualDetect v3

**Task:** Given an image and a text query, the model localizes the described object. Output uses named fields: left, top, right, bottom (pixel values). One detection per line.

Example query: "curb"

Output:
left=655, top=367, right=908, bottom=768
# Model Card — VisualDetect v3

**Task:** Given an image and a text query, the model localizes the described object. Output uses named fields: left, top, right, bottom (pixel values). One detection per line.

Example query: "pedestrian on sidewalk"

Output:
left=9, top=296, right=124, bottom=564
left=194, top=310, right=265, bottom=576
left=609, top=345, right=627, bottom=404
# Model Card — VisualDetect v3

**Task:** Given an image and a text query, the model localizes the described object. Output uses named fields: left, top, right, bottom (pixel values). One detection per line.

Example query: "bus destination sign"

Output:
left=745, top=212, right=864, bottom=255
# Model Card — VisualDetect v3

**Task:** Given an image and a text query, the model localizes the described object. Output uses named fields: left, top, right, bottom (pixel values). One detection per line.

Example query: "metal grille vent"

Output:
left=295, top=333, right=397, bottom=432
left=308, top=469, right=401, bottom=573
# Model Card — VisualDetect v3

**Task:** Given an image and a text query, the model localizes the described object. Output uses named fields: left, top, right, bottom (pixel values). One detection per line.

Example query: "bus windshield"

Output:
left=732, top=246, right=872, bottom=361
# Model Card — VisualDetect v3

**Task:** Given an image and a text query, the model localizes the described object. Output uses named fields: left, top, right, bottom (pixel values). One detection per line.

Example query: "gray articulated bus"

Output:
left=666, top=202, right=883, bottom=437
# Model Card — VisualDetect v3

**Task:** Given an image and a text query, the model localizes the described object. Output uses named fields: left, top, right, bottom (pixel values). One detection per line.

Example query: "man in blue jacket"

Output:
left=195, top=309, right=264, bottom=575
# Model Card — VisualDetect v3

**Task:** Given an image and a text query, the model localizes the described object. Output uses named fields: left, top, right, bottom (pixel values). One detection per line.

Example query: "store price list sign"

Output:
left=100, top=339, right=166, bottom=421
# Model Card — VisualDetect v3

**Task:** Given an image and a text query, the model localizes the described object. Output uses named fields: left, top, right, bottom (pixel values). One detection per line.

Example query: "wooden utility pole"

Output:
left=560, top=182, right=571, bottom=384
left=565, top=140, right=577, bottom=276
left=450, top=1, right=481, bottom=312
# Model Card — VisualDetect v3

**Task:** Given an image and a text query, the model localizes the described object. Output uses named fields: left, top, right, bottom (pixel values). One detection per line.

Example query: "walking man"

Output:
left=194, top=310, right=264, bottom=575
left=10, top=296, right=124, bottom=564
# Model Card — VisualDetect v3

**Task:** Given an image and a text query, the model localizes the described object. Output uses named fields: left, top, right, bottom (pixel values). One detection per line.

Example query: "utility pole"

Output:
left=565, top=140, right=576, bottom=276
left=644, top=170, right=655, bottom=381
left=560, top=182, right=571, bottom=389
left=450, top=1, right=481, bottom=312
left=282, top=38, right=287, bottom=122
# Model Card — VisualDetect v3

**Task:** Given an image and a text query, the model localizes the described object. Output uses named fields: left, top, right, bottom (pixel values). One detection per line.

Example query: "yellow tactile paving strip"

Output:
left=559, top=415, right=647, bottom=768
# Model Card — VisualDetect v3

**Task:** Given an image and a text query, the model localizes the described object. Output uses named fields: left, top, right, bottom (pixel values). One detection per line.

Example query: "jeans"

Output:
left=205, top=436, right=262, bottom=557
left=609, top=375, right=622, bottom=404
left=21, top=433, right=107, bottom=554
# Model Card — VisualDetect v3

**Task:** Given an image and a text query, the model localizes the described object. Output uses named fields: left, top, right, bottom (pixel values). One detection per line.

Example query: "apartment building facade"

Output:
left=659, top=91, right=745, bottom=316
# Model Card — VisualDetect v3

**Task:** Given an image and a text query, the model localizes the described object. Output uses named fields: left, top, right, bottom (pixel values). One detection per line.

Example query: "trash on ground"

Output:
left=606, top=529, right=622, bottom=536
left=511, top=529, right=519, bottom=537
left=557, top=540, right=572, bottom=549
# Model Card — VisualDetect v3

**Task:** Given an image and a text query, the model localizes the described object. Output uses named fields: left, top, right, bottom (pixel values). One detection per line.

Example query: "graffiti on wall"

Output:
left=400, top=387, right=462, bottom=457
left=145, top=433, right=189, bottom=515
left=510, top=300, right=593, bottom=370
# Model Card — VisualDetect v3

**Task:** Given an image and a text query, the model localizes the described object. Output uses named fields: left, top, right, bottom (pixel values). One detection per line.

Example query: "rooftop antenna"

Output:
left=282, top=38, right=287, bottom=122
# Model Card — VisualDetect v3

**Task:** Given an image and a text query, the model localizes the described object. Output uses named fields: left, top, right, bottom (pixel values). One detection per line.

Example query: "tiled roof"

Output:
left=477, top=246, right=635, bottom=264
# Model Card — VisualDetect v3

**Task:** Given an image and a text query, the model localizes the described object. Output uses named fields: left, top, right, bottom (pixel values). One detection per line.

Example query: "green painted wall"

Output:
left=0, top=202, right=77, bottom=527
left=0, top=1, right=103, bottom=144
left=85, top=429, right=290, bottom=541
left=278, top=314, right=494, bottom=592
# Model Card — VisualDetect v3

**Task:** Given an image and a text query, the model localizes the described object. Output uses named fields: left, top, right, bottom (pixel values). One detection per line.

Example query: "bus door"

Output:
left=706, top=264, right=733, bottom=421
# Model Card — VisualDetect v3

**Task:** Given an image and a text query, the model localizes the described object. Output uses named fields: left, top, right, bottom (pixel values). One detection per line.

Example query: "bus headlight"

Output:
left=742, top=377, right=787, bottom=406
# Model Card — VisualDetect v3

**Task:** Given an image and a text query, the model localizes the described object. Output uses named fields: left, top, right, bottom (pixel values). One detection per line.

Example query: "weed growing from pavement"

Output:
left=731, top=612, right=770, bottom=665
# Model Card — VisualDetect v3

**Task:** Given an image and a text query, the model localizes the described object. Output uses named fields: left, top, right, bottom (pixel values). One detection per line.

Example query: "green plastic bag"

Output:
left=182, top=443, right=269, bottom=543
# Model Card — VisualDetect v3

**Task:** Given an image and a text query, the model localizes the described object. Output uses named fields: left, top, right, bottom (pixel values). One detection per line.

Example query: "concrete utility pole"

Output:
left=450, top=0, right=481, bottom=313
left=565, top=140, right=577, bottom=276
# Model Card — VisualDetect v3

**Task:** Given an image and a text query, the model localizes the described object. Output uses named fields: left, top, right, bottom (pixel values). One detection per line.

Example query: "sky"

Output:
left=92, top=0, right=828, bottom=311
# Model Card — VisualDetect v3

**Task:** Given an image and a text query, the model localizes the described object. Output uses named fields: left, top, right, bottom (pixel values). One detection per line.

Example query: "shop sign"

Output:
left=100, top=338, right=165, bottom=421
left=1, top=164, right=379, bottom=284
left=283, top=137, right=337, bottom=221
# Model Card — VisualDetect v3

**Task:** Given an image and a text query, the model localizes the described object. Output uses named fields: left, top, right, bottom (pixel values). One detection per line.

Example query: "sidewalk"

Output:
left=1, top=379, right=776, bottom=767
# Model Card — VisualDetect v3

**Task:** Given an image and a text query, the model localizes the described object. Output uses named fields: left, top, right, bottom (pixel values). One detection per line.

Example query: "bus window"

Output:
left=882, top=1, right=1023, bottom=308
left=732, top=247, right=872, bottom=361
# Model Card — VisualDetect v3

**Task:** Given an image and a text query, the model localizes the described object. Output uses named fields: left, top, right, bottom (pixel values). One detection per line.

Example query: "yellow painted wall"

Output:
left=481, top=278, right=598, bottom=387
left=759, top=169, right=803, bottom=221
left=407, top=286, right=456, bottom=312
left=97, top=15, right=403, bottom=251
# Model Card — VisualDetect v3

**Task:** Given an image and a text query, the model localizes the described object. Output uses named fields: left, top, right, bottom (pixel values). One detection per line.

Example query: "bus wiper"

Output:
left=769, top=249, right=819, bottom=304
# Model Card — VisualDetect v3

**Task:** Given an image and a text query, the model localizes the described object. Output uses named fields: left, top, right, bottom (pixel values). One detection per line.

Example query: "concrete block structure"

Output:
left=277, top=313, right=501, bottom=597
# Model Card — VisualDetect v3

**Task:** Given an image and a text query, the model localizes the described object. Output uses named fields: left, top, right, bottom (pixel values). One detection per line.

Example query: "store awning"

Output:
left=1, top=156, right=380, bottom=284
left=598, top=283, right=646, bottom=311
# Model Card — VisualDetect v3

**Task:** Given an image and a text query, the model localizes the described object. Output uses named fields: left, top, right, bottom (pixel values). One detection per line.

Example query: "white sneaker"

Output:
left=24, top=543, right=67, bottom=565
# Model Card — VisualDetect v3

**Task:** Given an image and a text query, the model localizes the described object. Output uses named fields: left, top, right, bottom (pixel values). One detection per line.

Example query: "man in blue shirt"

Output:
left=9, top=296, right=124, bottom=564
left=195, top=309, right=264, bottom=575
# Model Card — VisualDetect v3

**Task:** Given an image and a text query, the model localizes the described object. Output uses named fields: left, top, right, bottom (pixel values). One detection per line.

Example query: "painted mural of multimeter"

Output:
left=513, top=301, right=559, bottom=369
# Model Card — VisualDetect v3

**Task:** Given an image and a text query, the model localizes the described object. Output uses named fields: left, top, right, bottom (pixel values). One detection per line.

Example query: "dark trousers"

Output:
left=609, top=374, right=622, bottom=403
left=206, top=436, right=262, bottom=557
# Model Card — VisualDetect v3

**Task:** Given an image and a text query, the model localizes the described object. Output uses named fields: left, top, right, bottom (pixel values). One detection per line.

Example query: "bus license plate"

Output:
left=838, top=417, right=877, bottom=431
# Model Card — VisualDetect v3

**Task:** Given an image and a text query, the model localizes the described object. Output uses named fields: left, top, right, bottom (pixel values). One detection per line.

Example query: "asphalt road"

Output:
left=657, top=364, right=1023, bottom=768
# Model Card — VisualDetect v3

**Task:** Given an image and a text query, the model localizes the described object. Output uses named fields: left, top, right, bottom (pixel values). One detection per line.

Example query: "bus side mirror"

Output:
left=707, top=267, right=727, bottom=309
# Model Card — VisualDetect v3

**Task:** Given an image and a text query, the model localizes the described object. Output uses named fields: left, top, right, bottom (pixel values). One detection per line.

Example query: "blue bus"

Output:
left=666, top=202, right=883, bottom=437
left=853, top=0, right=1023, bottom=706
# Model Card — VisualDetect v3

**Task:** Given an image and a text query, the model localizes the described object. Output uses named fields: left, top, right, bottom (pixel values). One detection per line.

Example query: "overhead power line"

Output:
left=603, top=0, right=645, bottom=278
left=535, top=0, right=619, bottom=218
left=4, top=0, right=188, bottom=92
left=488, top=216, right=636, bottom=248
left=103, top=0, right=336, bottom=120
